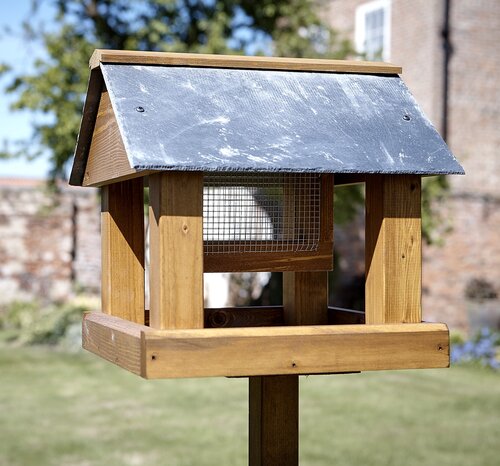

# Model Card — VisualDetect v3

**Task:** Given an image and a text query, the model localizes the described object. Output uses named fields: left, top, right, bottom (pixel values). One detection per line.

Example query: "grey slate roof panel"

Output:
left=91, top=64, right=465, bottom=177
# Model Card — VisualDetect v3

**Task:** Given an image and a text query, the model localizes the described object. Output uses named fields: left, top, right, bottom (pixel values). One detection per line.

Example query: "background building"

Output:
left=1, top=0, right=498, bottom=331
left=328, top=0, right=500, bottom=328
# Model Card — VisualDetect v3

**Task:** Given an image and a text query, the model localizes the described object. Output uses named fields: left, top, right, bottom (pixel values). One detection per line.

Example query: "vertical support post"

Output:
left=249, top=174, right=332, bottom=466
left=148, top=172, right=204, bottom=330
left=249, top=375, right=299, bottom=466
left=249, top=272, right=329, bottom=466
left=101, top=178, right=145, bottom=323
left=365, top=175, right=422, bottom=324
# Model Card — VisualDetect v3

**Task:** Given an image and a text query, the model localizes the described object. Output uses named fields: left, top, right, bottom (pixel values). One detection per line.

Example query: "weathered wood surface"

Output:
left=82, top=312, right=146, bottom=376
left=70, top=66, right=104, bottom=186
left=149, top=172, right=204, bottom=329
left=249, top=375, right=299, bottom=466
left=84, top=89, right=137, bottom=187
left=204, top=244, right=333, bottom=273
left=365, top=175, right=422, bottom=324
left=101, top=178, right=145, bottom=324
left=82, top=312, right=450, bottom=379
left=249, top=269, right=329, bottom=466
left=90, top=49, right=402, bottom=74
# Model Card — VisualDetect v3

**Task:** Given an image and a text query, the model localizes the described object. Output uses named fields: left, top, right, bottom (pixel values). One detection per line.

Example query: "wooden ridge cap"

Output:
left=90, top=49, right=402, bottom=75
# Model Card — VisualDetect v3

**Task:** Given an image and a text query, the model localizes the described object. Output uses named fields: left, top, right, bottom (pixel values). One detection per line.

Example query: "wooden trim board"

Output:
left=101, top=178, right=145, bottom=324
left=82, top=312, right=449, bottom=379
left=90, top=49, right=402, bottom=75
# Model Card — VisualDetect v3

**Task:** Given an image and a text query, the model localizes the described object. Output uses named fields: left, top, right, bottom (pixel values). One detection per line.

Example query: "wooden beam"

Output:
left=205, top=306, right=284, bottom=328
left=247, top=179, right=332, bottom=465
left=249, top=271, right=329, bottom=466
left=145, top=305, right=364, bottom=328
left=70, top=66, right=104, bottom=186
left=365, top=175, right=422, bottom=324
left=249, top=375, right=298, bottom=466
left=204, top=245, right=333, bottom=273
left=90, top=49, right=402, bottom=75
left=283, top=272, right=329, bottom=326
left=82, top=312, right=450, bottom=378
left=83, top=312, right=146, bottom=376
left=101, top=178, right=145, bottom=324
left=148, top=172, right=204, bottom=329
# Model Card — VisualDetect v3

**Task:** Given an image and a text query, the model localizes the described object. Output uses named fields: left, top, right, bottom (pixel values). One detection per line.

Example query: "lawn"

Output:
left=0, top=347, right=499, bottom=466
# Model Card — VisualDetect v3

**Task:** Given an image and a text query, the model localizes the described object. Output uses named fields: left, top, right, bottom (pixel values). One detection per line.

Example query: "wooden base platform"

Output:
left=82, top=312, right=449, bottom=379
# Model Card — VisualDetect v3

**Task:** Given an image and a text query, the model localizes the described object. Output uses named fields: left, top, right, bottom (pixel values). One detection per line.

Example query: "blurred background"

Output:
left=0, top=1, right=499, bottom=465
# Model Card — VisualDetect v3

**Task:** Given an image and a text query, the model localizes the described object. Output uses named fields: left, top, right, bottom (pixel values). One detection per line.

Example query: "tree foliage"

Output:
left=1, top=0, right=351, bottom=179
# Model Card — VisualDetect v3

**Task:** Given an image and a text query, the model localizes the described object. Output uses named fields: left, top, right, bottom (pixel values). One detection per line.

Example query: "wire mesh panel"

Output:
left=203, top=173, right=321, bottom=255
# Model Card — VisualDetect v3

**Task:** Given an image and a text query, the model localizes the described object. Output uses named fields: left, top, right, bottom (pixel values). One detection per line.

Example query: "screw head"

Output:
left=135, top=106, right=145, bottom=113
left=403, top=114, right=411, bottom=121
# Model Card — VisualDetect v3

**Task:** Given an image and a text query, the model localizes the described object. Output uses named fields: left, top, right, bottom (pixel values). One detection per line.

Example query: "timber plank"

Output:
left=82, top=312, right=450, bottom=379
left=365, top=175, right=422, bottom=324
left=149, top=172, right=204, bottom=329
left=84, top=89, right=138, bottom=187
left=101, top=178, right=145, bottom=324
left=82, top=312, right=146, bottom=376
left=90, top=49, right=402, bottom=75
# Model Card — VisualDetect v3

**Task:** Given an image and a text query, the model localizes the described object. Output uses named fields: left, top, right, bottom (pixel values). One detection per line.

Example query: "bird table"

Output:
left=70, top=49, right=464, bottom=465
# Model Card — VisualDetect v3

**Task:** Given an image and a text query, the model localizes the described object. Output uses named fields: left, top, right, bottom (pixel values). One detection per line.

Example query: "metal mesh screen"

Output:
left=203, top=173, right=321, bottom=254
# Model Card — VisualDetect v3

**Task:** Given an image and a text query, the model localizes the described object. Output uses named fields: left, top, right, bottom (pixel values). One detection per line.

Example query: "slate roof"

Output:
left=70, top=62, right=464, bottom=185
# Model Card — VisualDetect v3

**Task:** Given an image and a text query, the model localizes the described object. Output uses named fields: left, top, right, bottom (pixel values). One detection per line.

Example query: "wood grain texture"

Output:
left=249, top=376, right=298, bottom=466
left=249, top=261, right=330, bottom=465
left=84, top=89, right=140, bottom=187
left=82, top=312, right=449, bottom=378
left=365, top=175, right=422, bottom=324
left=90, top=49, right=402, bottom=74
left=283, top=272, right=329, bottom=326
left=204, top=243, right=333, bottom=273
left=82, top=312, right=146, bottom=376
left=143, top=322, right=450, bottom=377
left=70, top=67, right=104, bottom=186
left=101, top=178, right=145, bottom=324
left=149, top=172, right=204, bottom=329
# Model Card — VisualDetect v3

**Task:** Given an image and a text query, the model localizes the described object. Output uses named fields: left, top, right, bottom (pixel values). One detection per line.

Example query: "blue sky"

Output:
left=0, top=2, right=270, bottom=180
left=0, top=1, right=54, bottom=179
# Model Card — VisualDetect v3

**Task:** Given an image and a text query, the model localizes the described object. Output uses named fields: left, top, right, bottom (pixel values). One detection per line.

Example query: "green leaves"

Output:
left=2, top=0, right=352, bottom=181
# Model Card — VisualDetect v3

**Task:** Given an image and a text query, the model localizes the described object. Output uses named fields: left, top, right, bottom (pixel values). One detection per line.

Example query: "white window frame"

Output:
left=355, top=0, right=391, bottom=61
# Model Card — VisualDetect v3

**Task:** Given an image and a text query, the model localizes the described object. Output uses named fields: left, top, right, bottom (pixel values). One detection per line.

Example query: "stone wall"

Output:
left=0, top=179, right=100, bottom=304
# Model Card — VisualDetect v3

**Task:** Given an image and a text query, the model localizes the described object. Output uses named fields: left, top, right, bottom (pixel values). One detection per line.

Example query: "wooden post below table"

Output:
left=249, top=272, right=329, bottom=466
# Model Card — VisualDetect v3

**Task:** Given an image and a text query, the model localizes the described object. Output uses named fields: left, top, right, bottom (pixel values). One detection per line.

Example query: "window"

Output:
left=355, top=0, right=391, bottom=61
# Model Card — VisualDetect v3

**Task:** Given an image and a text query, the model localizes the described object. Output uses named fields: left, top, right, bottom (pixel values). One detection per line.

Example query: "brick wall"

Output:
left=327, top=0, right=500, bottom=329
left=0, top=179, right=100, bottom=304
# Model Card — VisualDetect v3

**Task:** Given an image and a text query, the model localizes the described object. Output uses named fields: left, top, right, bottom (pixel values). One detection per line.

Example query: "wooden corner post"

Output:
left=101, top=178, right=145, bottom=324
left=365, top=175, right=422, bottom=324
left=148, top=172, right=204, bottom=330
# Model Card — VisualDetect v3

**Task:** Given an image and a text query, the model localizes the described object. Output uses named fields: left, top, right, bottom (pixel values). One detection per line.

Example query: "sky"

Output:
left=0, top=2, right=269, bottom=180
left=0, top=0, right=54, bottom=179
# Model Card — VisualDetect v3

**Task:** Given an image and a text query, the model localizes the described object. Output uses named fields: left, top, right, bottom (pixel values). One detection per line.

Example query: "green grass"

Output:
left=1, top=347, right=499, bottom=466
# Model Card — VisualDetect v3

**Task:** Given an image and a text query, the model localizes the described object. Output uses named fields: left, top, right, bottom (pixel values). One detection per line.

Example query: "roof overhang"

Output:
left=70, top=50, right=464, bottom=186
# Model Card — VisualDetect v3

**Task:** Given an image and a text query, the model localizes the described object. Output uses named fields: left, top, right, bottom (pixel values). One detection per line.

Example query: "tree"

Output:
left=1, top=0, right=352, bottom=180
